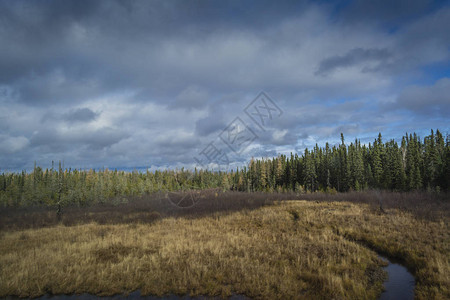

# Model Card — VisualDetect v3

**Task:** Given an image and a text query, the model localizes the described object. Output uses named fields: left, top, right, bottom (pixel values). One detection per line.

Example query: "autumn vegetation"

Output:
left=0, top=191, right=448, bottom=299
left=0, top=130, right=449, bottom=299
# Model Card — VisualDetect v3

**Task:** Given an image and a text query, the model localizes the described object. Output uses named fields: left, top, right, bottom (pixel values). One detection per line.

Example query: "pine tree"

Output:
left=352, top=139, right=365, bottom=191
left=406, top=134, right=423, bottom=190
left=337, top=133, right=348, bottom=191
left=443, top=133, right=450, bottom=191
left=304, top=149, right=316, bottom=192
left=372, top=134, right=384, bottom=188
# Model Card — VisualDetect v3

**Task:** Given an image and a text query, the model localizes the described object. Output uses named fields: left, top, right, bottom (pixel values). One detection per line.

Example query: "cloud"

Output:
left=63, top=108, right=99, bottom=123
left=332, top=124, right=361, bottom=136
left=316, top=48, right=392, bottom=75
left=195, top=115, right=226, bottom=137
left=0, top=135, right=29, bottom=154
left=169, top=85, right=210, bottom=110
left=259, top=129, right=298, bottom=146
left=390, top=77, right=450, bottom=116
left=30, top=126, right=129, bottom=151
left=0, top=0, right=448, bottom=170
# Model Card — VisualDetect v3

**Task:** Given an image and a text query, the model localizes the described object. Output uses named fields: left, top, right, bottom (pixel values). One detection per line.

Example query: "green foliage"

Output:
left=0, top=130, right=449, bottom=207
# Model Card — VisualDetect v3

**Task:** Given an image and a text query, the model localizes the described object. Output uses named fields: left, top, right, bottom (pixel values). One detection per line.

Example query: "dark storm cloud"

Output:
left=0, top=0, right=99, bottom=81
left=30, top=127, right=129, bottom=151
left=316, top=48, right=392, bottom=75
left=63, top=108, right=99, bottom=123
left=155, top=133, right=200, bottom=150
left=0, top=0, right=309, bottom=103
left=40, top=107, right=99, bottom=124
left=195, top=115, right=227, bottom=137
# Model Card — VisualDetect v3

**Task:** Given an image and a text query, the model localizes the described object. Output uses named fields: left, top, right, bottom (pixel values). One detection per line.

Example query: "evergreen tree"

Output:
left=372, top=134, right=384, bottom=188
left=304, top=149, right=317, bottom=192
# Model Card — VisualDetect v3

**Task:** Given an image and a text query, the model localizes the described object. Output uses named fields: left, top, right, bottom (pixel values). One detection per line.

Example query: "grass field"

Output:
left=0, top=192, right=448, bottom=299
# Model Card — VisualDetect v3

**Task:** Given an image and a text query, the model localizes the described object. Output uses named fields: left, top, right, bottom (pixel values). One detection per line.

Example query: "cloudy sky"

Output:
left=0, top=0, right=449, bottom=171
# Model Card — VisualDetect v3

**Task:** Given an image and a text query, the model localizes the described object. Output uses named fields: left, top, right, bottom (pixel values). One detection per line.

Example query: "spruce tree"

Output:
left=372, top=134, right=384, bottom=188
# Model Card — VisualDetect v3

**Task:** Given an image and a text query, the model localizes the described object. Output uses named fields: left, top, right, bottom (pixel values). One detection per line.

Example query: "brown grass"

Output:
left=0, top=192, right=448, bottom=299
left=1, top=190, right=447, bottom=231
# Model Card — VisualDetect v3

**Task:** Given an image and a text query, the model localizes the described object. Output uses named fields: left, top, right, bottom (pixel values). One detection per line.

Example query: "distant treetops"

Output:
left=1, top=130, right=448, bottom=207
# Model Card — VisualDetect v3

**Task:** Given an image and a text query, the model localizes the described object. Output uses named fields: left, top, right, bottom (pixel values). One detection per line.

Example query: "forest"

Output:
left=1, top=129, right=449, bottom=207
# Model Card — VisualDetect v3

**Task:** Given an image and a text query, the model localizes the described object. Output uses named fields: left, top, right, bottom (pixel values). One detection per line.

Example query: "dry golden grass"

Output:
left=0, top=200, right=448, bottom=299
left=328, top=204, right=450, bottom=299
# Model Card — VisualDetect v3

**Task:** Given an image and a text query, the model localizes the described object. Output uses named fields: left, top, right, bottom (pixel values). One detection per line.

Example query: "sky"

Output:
left=0, top=0, right=449, bottom=172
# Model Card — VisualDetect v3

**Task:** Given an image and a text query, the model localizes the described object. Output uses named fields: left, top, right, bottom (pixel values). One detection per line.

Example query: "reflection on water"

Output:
left=379, top=257, right=415, bottom=300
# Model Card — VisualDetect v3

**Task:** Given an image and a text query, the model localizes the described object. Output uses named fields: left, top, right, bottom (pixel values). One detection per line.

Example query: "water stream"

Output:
left=379, top=256, right=415, bottom=300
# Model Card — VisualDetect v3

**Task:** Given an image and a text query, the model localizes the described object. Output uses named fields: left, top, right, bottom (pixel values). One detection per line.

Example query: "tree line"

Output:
left=1, top=130, right=449, bottom=207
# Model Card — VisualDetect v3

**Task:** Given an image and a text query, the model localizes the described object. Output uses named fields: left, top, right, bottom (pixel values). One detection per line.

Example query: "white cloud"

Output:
left=0, top=135, right=29, bottom=154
